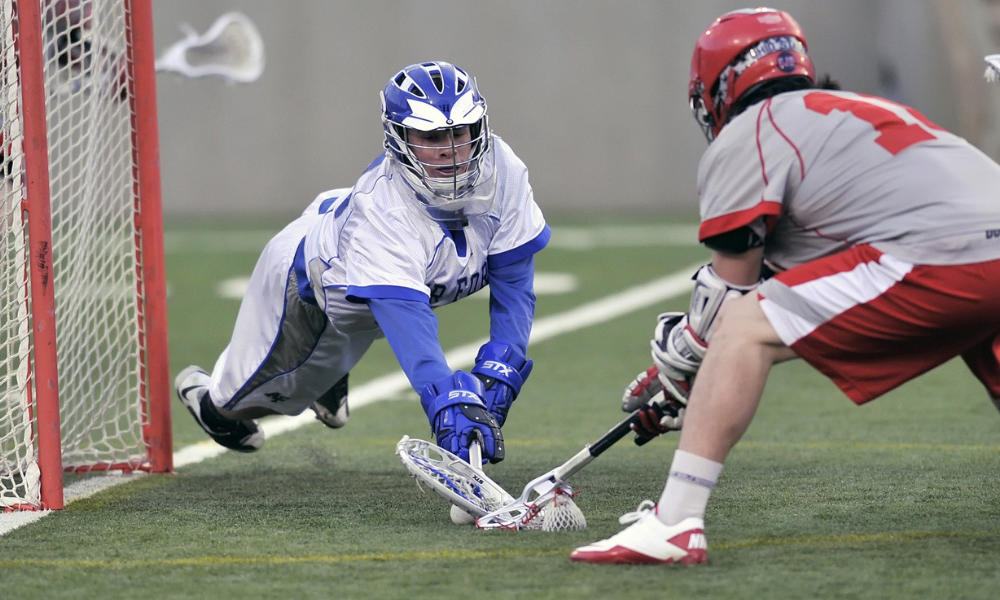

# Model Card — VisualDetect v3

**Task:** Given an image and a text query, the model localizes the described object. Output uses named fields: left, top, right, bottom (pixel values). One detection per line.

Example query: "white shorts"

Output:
left=758, top=244, right=1000, bottom=403
left=207, top=197, right=381, bottom=416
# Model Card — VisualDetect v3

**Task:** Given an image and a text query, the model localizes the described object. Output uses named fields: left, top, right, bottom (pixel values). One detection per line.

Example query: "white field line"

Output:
left=219, top=272, right=581, bottom=301
left=164, top=224, right=700, bottom=255
left=0, top=263, right=699, bottom=536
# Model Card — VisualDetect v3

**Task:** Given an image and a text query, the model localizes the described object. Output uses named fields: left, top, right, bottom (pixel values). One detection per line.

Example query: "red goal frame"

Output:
left=13, top=0, right=172, bottom=511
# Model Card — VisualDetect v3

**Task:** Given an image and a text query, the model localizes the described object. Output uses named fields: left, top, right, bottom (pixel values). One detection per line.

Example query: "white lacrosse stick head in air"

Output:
left=155, top=12, right=265, bottom=83
left=986, top=54, right=1000, bottom=83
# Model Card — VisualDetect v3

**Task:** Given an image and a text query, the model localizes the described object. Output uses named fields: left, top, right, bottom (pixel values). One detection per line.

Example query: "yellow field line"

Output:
left=3, top=529, right=997, bottom=569
left=0, top=548, right=564, bottom=569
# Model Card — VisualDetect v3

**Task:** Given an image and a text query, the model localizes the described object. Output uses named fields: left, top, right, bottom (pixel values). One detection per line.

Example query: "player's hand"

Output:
left=632, top=398, right=684, bottom=445
left=622, top=365, right=687, bottom=444
left=622, top=365, right=662, bottom=412
left=420, top=371, right=505, bottom=464
left=623, top=364, right=691, bottom=412
left=472, top=341, right=532, bottom=428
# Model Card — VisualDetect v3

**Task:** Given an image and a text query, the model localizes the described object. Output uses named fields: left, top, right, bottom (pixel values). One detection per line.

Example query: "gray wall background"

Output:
left=152, top=1, right=1000, bottom=219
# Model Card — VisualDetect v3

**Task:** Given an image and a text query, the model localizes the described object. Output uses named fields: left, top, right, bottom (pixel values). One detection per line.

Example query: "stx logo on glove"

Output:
left=448, top=390, right=482, bottom=401
left=479, top=360, right=514, bottom=377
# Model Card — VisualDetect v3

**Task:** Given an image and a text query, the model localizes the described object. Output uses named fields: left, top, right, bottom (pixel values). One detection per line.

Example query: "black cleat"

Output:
left=311, top=373, right=350, bottom=429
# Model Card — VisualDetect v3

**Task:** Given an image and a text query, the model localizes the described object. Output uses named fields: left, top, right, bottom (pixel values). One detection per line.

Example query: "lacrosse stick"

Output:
left=397, top=433, right=587, bottom=530
left=449, top=439, right=484, bottom=524
left=476, top=406, right=662, bottom=530
left=397, top=435, right=513, bottom=518
left=155, top=12, right=265, bottom=84
left=987, top=55, right=1000, bottom=83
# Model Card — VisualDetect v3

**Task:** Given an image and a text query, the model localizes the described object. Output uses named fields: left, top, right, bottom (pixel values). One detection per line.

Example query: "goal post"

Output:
left=127, top=0, right=172, bottom=477
left=1, top=0, right=171, bottom=511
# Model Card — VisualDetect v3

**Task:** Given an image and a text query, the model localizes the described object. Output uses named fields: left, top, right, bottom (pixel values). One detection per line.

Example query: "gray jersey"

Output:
left=697, top=89, right=1000, bottom=269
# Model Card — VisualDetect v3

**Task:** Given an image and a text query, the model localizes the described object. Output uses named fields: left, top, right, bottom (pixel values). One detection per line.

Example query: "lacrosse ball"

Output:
left=450, top=504, right=477, bottom=525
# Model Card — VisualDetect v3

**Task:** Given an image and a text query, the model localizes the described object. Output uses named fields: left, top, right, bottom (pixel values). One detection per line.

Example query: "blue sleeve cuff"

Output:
left=488, top=224, right=551, bottom=270
left=346, top=284, right=429, bottom=304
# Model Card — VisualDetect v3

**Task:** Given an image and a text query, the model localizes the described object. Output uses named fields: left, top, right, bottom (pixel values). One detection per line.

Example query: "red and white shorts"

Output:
left=758, top=244, right=1000, bottom=404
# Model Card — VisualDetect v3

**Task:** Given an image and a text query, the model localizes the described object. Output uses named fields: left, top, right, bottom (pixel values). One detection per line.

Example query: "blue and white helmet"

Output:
left=381, top=61, right=496, bottom=222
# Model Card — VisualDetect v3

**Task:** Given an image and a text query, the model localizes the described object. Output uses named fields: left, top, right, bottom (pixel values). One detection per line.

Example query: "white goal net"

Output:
left=0, top=0, right=170, bottom=511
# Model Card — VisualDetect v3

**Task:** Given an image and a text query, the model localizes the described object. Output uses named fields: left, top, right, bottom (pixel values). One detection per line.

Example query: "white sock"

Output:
left=655, top=450, right=723, bottom=526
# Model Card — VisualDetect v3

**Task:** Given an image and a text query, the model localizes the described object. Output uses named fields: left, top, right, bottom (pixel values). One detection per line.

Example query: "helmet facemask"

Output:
left=384, top=117, right=496, bottom=221
left=688, top=79, right=716, bottom=143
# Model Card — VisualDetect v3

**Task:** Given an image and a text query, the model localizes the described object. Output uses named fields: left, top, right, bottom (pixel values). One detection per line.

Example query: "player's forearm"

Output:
left=368, top=297, right=452, bottom=393
left=487, top=255, right=536, bottom=355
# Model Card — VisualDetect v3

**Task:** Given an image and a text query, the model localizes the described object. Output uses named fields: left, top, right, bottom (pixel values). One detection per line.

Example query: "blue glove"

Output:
left=471, top=341, right=532, bottom=427
left=420, top=371, right=505, bottom=464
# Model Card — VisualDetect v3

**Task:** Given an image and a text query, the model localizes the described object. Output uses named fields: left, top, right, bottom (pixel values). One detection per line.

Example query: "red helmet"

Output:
left=689, top=8, right=815, bottom=142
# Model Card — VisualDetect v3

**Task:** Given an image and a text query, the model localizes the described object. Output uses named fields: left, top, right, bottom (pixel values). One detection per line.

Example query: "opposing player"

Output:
left=175, top=61, right=548, bottom=465
left=571, top=7, right=1000, bottom=564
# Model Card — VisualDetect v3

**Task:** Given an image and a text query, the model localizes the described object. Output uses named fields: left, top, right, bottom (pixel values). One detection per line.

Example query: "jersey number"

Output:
left=803, top=92, right=944, bottom=156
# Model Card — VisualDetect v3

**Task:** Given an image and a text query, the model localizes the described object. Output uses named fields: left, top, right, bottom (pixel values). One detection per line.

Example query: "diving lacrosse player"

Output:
left=571, top=7, right=1000, bottom=565
left=175, top=61, right=548, bottom=465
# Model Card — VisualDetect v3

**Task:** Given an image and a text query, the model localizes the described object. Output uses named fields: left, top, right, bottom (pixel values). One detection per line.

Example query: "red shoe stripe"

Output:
left=667, top=528, right=704, bottom=548
left=680, top=548, right=708, bottom=565
left=668, top=528, right=708, bottom=565
left=570, top=528, right=710, bottom=565
left=571, top=546, right=674, bottom=565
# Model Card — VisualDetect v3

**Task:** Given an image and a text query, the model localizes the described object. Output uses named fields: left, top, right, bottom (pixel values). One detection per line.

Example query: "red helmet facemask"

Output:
left=689, top=8, right=815, bottom=143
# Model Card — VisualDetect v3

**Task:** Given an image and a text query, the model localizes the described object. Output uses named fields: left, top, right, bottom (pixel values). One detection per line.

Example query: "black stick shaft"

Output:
left=587, top=410, right=641, bottom=456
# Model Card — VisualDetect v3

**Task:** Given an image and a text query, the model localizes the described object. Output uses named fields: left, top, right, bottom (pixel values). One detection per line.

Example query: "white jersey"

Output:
left=207, top=135, right=548, bottom=414
left=697, top=89, right=1000, bottom=269
left=303, top=135, right=547, bottom=331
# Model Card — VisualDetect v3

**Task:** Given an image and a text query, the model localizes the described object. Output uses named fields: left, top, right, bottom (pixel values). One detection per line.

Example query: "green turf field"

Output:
left=2, top=218, right=999, bottom=599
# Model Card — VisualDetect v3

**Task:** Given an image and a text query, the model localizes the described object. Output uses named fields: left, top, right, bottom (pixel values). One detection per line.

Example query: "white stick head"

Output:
left=396, top=437, right=512, bottom=517
left=476, top=484, right=587, bottom=531
left=155, top=12, right=265, bottom=84
left=986, top=54, right=1000, bottom=83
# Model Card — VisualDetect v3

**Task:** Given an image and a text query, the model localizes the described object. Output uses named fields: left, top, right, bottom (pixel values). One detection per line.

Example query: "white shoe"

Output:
left=175, top=366, right=264, bottom=453
left=570, top=502, right=707, bottom=565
